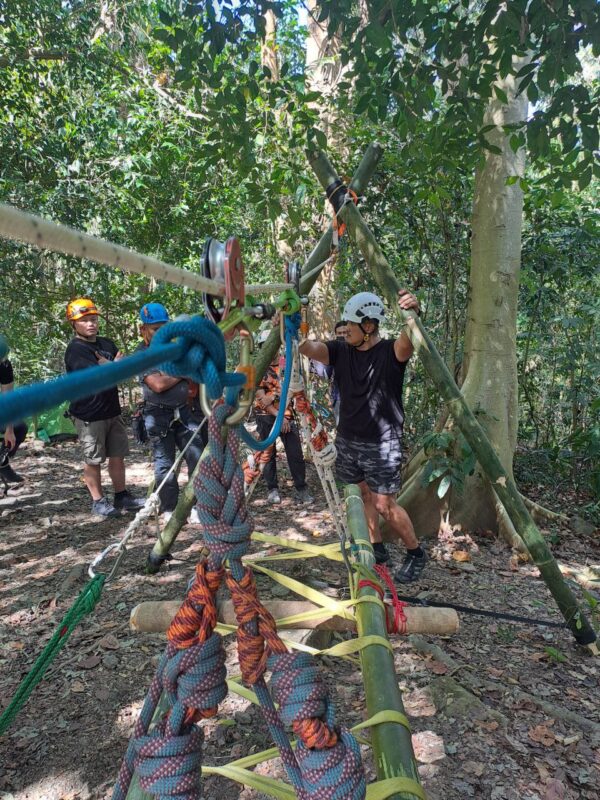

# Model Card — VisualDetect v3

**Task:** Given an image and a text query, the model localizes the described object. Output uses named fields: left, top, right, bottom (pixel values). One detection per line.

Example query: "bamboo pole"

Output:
left=309, top=149, right=598, bottom=652
left=345, top=485, right=423, bottom=800
left=147, top=144, right=384, bottom=571
left=129, top=598, right=459, bottom=635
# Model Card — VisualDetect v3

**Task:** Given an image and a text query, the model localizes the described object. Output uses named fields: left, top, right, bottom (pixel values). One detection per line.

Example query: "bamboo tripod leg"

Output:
left=345, top=486, right=423, bottom=800
left=309, top=148, right=597, bottom=652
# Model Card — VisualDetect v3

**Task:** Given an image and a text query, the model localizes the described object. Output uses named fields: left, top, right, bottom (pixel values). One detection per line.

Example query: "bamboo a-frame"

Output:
left=308, top=147, right=597, bottom=654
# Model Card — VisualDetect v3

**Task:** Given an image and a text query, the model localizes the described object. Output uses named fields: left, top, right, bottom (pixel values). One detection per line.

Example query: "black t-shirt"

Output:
left=326, top=339, right=407, bottom=442
left=0, top=359, right=14, bottom=386
left=64, top=336, right=121, bottom=421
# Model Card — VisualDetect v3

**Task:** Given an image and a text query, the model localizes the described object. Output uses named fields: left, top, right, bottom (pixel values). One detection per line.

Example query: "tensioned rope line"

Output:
left=89, top=418, right=209, bottom=580
left=0, top=418, right=209, bottom=736
left=0, top=203, right=292, bottom=297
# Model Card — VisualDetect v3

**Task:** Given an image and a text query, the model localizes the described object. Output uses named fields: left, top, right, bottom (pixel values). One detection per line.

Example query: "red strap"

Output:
left=358, top=566, right=408, bottom=635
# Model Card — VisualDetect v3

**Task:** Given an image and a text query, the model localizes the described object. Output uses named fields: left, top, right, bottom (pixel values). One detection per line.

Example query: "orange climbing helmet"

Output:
left=66, top=298, right=99, bottom=322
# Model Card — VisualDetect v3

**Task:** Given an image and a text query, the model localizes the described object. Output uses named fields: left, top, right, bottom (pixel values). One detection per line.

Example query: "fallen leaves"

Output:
left=452, top=550, right=471, bottom=562
left=78, top=654, right=101, bottom=670
left=529, top=719, right=557, bottom=747
left=412, top=730, right=446, bottom=763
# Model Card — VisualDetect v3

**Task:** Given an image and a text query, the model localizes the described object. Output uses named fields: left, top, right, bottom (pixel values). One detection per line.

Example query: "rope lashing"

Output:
left=325, top=179, right=359, bottom=244
left=0, top=316, right=245, bottom=428
left=0, top=575, right=105, bottom=736
left=358, top=565, right=408, bottom=636
left=238, top=312, right=298, bottom=452
left=113, top=401, right=366, bottom=798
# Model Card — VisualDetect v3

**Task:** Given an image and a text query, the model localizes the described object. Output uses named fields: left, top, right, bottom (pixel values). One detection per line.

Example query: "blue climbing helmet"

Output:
left=139, top=302, right=170, bottom=324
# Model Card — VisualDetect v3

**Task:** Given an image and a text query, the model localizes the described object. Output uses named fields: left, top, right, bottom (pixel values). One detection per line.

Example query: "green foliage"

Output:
left=0, top=0, right=598, bottom=508
left=420, top=431, right=476, bottom=499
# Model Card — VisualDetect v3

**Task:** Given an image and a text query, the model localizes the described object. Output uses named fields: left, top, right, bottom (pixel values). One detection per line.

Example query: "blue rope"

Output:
left=0, top=316, right=245, bottom=428
left=238, top=313, right=299, bottom=452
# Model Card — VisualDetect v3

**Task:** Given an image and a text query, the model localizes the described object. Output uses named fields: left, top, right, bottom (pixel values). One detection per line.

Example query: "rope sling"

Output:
left=112, top=402, right=366, bottom=800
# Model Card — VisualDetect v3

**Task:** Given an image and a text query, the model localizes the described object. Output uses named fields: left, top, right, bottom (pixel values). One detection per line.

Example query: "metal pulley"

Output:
left=201, top=236, right=245, bottom=338
left=285, top=261, right=301, bottom=294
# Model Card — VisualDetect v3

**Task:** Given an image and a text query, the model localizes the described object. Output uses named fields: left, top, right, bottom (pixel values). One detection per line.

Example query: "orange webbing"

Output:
left=242, top=445, right=275, bottom=485
left=332, top=187, right=359, bottom=239
left=226, top=568, right=286, bottom=684
left=167, top=562, right=223, bottom=650
left=293, top=717, right=338, bottom=749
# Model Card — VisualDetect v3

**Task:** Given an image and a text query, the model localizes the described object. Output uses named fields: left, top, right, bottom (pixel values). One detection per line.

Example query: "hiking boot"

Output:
left=394, top=549, right=428, bottom=584
left=373, top=542, right=390, bottom=564
left=91, top=497, right=119, bottom=518
left=0, top=461, right=24, bottom=484
left=267, top=489, right=281, bottom=505
left=114, top=491, right=145, bottom=512
left=294, top=487, right=314, bottom=504
left=189, top=506, right=201, bottom=524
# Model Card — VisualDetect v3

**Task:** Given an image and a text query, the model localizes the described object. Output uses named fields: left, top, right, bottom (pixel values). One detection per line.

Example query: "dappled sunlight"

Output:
left=7, top=772, right=90, bottom=800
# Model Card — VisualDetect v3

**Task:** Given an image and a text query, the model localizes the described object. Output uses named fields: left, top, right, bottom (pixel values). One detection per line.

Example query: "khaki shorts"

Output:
left=74, top=416, right=130, bottom=465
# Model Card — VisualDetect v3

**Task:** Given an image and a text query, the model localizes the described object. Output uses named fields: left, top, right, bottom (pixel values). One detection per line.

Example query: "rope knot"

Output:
left=133, top=720, right=203, bottom=799
left=268, top=652, right=338, bottom=747
left=295, top=729, right=366, bottom=800
left=194, top=407, right=253, bottom=570
left=168, top=562, right=223, bottom=649
left=227, top=568, right=285, bottom=684
left=151, top=316, right=245, bottom=401
left=163, top=633, right=228, bottom=723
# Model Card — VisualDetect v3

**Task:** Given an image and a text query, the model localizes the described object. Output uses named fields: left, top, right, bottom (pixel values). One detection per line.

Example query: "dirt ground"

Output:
left=1, top=436, right=599, bottom=800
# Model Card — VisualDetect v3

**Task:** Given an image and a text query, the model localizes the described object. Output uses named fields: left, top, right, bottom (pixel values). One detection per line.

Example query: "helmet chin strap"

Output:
left=350, top=321, right=376, bottom=349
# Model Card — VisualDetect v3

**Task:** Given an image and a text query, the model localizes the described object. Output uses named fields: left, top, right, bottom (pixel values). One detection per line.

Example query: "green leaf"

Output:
left=506, top=175, right=519, bottom=185
left=437, top=475, right=452, bottom=499
left=493, top=85, right=508, bottom=104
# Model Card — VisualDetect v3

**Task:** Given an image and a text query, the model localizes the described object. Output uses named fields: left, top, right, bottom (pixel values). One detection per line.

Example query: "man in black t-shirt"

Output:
left=65, top=298, right=144, bottom=517
left=0, top=351, right=28, bottom=484
left=300, top=289, right=428, bottom=584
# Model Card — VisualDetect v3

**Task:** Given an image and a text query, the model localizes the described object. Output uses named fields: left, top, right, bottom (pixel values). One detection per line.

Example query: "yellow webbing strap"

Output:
left=249, top=531, right=345, bottom=562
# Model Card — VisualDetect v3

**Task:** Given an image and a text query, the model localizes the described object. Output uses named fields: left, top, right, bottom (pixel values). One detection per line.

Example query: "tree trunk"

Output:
left=401, top=64, right=529, bottom=536
left=304, top=1, right=347, bottom=337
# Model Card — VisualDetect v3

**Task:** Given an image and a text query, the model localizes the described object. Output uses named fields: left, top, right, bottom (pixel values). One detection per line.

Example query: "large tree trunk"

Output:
left=401, top=65, right=529, bottom=536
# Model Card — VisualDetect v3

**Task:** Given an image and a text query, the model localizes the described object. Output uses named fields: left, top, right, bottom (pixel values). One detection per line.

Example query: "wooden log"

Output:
left=130, top=598, right=459, bottom=636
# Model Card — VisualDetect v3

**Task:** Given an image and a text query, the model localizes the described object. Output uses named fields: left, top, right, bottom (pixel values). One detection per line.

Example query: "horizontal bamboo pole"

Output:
left=345, top=486, right=422, bottom=800
left=130, top=598, right=459, bottom=636
left=308, top=149, right=598, bottom=653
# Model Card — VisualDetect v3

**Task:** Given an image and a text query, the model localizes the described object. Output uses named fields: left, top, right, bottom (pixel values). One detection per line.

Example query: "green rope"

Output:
left=0, top=574, right=105, bottom=736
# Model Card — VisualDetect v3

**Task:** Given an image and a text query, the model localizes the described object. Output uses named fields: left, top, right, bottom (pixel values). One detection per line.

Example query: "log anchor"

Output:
left=130, top=597, right=460, bottom=636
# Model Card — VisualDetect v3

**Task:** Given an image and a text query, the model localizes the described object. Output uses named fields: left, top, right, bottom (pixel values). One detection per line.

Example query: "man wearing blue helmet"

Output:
left=300, top=288, right=428, bottom=584
left=135, top=303, right=208, bottom=522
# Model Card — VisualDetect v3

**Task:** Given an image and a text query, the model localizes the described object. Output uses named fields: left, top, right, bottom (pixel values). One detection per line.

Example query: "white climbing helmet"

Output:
left=342, top=292, right=386, bottom=323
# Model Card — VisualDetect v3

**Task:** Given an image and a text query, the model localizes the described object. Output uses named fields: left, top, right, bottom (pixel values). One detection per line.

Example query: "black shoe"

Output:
left=0, top=462, right=24, bottom=483
left=373, top=542, right=390, bottom=564
left=114, top=491, right=145, bottom=511
left=294, top=487, right=314, bottom=504
left=91, top=497, right=119, bottom=518
left=394, top=549, right=428, bottom=584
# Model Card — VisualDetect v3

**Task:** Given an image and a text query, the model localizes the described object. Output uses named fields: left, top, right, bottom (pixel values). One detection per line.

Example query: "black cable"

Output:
left=393, top=593, right=566, bottom=629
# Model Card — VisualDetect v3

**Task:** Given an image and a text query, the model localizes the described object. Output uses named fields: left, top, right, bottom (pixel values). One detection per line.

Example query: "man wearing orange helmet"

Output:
left=65, top=298, right=144, bottom=517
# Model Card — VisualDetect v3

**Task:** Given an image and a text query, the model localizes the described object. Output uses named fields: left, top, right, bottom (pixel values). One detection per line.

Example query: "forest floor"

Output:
left=1, top=436, right=599, bottom=800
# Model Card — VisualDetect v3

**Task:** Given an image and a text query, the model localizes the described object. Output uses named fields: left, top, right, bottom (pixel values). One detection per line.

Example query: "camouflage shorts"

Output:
left=335, top=435, right=403, bottom=495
